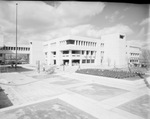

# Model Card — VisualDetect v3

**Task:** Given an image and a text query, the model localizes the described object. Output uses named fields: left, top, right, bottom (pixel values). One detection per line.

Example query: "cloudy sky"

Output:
left=0, top=1, right=149, bottom=48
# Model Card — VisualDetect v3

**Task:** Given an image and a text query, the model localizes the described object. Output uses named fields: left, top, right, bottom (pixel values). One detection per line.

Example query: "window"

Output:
left=91, top=59, right=94, bottom=63
left=120, top=35, right=124, bottom=39
left=101, top=51, right=104, bottom=54
left=101, top=43, right=104, bottom=47
left=86, top=51, right=89, bottom=55
left=0, top=54, right=2, bottom=57
left=53, top=52, right=56, bottom=55
left=91, top=51, right=94, bottom=55
left=82, top=51, right=84, bottom=55
left=63, top=51, right=69, bottom=54
left=87, top=60, right=90, bottom=63
left=82, top=60, right=86, bottom=63
left=66, top=40, right=75, bottom=44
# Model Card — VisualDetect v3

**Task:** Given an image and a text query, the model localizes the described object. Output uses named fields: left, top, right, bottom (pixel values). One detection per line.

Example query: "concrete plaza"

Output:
left=0, top=65, right=150, bottom=119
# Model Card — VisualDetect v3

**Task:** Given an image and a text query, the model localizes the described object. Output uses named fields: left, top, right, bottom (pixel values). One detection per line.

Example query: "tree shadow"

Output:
left=0, top=66, right=34, bottom=73
left=136, top=73, right=150, bottom=89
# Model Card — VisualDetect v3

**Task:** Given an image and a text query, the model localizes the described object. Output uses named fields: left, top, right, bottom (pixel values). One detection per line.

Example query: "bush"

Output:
left=45, top=66, right=55, bottom=74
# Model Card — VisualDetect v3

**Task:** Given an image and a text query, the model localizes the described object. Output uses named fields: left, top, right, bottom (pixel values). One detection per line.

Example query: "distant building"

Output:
left=0, top=45, right=30, bottom=64
left=126, top=45, right=141, bottom=66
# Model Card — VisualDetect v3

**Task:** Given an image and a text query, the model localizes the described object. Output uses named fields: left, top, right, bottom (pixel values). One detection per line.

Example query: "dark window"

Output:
left=120, top=35, right=124, bottom=39
left=82, top=60, right=86, bottom=63
left=66, top=40, right=75, bottom=44
left=91, top=59, right=94, bottom=63
left=82, top=51, right=84, bottom=55
left=87, top=60, right=90, bottom=63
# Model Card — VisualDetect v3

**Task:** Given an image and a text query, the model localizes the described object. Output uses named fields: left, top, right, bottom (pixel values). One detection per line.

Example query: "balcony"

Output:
left=62, top=54, right=69, bottom=57
left=72, top=54, right=80, bottom=57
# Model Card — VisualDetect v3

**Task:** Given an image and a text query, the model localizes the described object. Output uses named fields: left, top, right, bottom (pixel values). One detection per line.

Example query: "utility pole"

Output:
left=15, top=3, right=18, bottom=70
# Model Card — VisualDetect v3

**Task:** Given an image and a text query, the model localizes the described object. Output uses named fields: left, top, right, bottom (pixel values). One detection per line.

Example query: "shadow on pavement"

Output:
left=0, top=66, right=34, bottom=73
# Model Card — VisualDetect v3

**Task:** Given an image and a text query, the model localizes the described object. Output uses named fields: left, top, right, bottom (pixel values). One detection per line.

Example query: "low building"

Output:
left=0, top=45, right=30, bottom=64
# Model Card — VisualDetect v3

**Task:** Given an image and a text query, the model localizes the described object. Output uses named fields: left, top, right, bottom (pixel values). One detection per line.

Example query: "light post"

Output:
left=15, top=3, right=18, bottom=70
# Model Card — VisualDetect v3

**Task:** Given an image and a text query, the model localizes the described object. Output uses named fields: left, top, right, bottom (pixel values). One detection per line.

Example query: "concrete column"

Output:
left=69, top=50, right=72, bottom=66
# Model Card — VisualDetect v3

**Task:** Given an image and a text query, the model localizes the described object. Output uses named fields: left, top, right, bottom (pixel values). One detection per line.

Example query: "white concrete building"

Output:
left=100, top=33, right=127, bottom=67
left=29, top=40, right=45, bottom=65
left=0, top=33, right=141, bottom=67
left=43, top=35, right=100, bottom=66
left=126, top=44, right=141, bottom=65
left=43, top=33, right=140, bottom=68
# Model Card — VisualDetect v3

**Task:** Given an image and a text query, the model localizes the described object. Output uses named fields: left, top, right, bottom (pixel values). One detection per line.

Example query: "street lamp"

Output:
left=15, top=3, right=18, bottom=70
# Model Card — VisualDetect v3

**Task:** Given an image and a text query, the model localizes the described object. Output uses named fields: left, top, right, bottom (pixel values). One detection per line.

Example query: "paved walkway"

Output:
left=0, top=65, right=149, bottom=119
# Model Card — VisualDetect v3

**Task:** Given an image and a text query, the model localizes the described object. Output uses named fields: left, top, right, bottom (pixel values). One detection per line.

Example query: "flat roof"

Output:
left=44, top=35, right=100, bottom=44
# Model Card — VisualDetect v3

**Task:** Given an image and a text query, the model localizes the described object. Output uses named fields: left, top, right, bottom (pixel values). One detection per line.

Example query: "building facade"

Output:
left=29, top=40, right=45, bottom=65
left=43, top=33, right=140, bottom=68
left=43, top=35, right=100, bottom=66
left=0, top=45, right=30, bottom=64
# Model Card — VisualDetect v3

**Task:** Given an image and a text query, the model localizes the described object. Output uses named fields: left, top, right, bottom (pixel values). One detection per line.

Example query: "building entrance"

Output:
left=72, top=60, right=80, bottom=66
left=63, top=60, right=69, bottom=65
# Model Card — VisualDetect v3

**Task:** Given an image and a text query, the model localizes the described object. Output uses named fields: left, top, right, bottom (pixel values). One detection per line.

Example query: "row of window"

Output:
left=130, top=53, right=139, bottom=56
left=101, top=51, right=104, bottom=54
left=130, top=59, right=139, bottom=62
left=61, top=50, right=96, bottom=55
left=0, top=46, right=30, bottom=51
left=82, top=59, right=95, bottom=63
left=60, top=40, right=97, bottom=47
left=101, top=43, right=104, bottom=47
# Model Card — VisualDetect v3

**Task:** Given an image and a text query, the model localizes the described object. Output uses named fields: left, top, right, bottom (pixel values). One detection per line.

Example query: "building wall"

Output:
left=29, top=40, right=45, bottom=65
left=101, top=33, right=127, bottom=68
left=44, top=35, right=100, bottom=66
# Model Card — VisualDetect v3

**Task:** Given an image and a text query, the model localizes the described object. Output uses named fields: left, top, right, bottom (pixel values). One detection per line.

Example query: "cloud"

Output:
left=42, top=24, right=133, bottom=40
left=140, top=18, right=150, bottom=25
left=87, top=24, right=133, bottom=37
left=119, top=15, right=125, bottom=20
left=137, top=27, right=147, bottom=38
left=123, top=7, right=129, bottom=11
left=127, top=40, right=143, bottom=47
left=0, top=1, right=105, bottom=45
left=105, top=11, right=119, bottom=22
left=0, top=1, right=105, bottom=43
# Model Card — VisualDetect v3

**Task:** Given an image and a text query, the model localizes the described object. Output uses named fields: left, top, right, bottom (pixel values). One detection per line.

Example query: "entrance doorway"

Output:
left=63, top=60, right=69, bottom=65
left=72, top=60, right=80, bottom=66
left=54, top=60, right=56, bottom=65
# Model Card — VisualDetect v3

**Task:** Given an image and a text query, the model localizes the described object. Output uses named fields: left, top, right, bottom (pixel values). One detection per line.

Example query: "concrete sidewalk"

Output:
left=0, top=69, right=149, bottom=119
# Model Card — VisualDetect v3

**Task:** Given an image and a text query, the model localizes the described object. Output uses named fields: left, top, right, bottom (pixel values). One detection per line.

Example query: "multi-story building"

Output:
left=126, top=44, right=141, bottom=66
left=43, top=33, right=139, bottom=68
left=43, top=35, right=100, bottom=66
